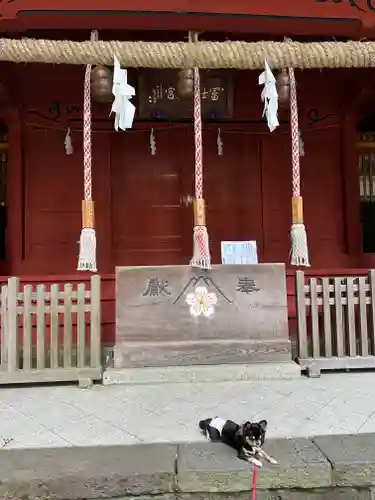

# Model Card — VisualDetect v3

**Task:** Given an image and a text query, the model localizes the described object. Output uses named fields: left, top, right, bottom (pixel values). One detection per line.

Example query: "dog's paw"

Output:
left=250, top=458, right=263, bottom=468
left=268, top=457, right=278, bottom=465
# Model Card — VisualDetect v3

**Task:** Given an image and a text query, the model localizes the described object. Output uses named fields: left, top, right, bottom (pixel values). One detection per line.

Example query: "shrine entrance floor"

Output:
left=0, top=371, right=373, bottom=448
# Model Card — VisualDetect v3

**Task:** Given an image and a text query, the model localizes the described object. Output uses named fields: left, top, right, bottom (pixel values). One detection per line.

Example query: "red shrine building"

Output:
left=1, top=0, right=375, bottom=343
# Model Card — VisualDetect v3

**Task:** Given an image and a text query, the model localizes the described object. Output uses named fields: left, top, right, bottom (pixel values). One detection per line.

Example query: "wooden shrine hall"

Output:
left=1, top=0, right=375, bottom=360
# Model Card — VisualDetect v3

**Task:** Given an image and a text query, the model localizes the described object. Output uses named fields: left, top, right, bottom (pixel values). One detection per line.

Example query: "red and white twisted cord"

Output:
left=192, top=66, right=208, bottom=262
left=83, top=62, right=92, bottom=201
left=194, top=67, right=203, bottom=200
left=289, top=67, right=300, bottom=198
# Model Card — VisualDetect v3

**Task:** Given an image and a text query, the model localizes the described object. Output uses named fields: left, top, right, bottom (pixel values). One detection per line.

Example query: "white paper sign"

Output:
left=221, top=241, right=258, bottom=265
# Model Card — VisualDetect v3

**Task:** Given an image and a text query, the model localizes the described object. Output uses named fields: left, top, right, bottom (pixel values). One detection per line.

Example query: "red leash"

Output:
left=252, top=464, right=258, bottom=500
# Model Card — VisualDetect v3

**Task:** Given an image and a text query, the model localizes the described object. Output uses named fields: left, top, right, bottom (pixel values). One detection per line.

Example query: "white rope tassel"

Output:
left=77, top=228, right=97, bottom=272
left=290, top=224, right=309, bottom=266
left=191, top=226, right=211, bottom=270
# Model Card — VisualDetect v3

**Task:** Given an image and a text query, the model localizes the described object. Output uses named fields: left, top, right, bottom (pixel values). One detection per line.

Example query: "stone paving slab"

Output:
left=177, top=439, right=331, bottom=492
left=0, top=373, right=374, bottom=448
left=0, top=443, right=176, bottom=499
left=251, top=490, right=372, bottom=500
left=314, top=434, right=375, bottom=487
left=114, top=490, right=375, bottom=500
left=0, top=438, right=374, bottom=500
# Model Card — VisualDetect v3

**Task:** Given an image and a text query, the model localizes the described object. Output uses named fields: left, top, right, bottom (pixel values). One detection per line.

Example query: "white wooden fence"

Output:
left=0, top=275, right=102, bottom=385
left=296, top=270, right=375, bottom=377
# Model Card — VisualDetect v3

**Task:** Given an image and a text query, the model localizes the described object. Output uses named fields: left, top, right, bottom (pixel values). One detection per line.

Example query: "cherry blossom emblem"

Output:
left=185, top=286, right=218, bottom=317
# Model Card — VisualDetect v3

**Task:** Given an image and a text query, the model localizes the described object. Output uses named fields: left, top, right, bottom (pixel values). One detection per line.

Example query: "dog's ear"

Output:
left=258, top=420, right=268, bottom=430
left=237, top=425, right=244, bottom=436
left=238, top=421, right=250, bottom=435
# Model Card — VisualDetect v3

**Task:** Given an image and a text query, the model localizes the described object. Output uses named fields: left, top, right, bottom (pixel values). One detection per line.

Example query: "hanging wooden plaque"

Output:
left=138, top=69, right=233, bottom=120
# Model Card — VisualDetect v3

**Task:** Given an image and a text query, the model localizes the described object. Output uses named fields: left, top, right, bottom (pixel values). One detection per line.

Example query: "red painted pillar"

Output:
left=341, top=110, right=362, bottom=266
left=93, top=133, right=113, bottom=272
left=6, top=105, right=23, bottom=276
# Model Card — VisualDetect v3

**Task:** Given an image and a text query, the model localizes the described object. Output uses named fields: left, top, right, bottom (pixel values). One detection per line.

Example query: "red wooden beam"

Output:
left=0, top=15, right=364, bottom=38
left=0, top=0, right=373, bottom=20
left=0, top=0, right=374, bottom=37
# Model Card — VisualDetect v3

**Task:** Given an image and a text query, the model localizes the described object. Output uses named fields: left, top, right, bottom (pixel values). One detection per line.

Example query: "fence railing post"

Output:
left=346, top=277, right=356, bottom=357
left=63, top=283, right=73, bottom=368
left=358, top=276, right=369, bottom=356
left=50, top=284, right=59, bottom=369
left=295, top=271, right=308, bottom=359
left=23, top=285, right=33, bottom=370
left=90, top=275, right=101, bottom=368
left=334, top=277, right=344, bottom=357
left=369, top=270, right=375, bottom=354
left=1, top=284, right=8, bottom=367
left=7, top=277, right=19, bottom=373
left=77, top=282, right=86, bottom=368
left=322, top=277, right=332, bottom=358
left=36, top=284, right=46, bottom=370
left=310, top=278, right=320, bottom=358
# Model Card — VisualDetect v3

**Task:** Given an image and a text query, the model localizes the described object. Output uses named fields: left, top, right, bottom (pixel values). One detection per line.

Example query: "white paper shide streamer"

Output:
left=298, top=128, right=305, bottom=156
left=217, top=128, right=223, bottom=156
left=258, top=60, right=279, bottom=132
left=150, top=128, right=156, bottom=155
left=64, top=128, right=73, bottom=155
left=111, top=56, right=136, bottom=131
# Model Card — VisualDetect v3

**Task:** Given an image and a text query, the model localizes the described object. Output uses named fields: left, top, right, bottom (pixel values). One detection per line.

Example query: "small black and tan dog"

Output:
left=199, top=417, right=277, bottom=467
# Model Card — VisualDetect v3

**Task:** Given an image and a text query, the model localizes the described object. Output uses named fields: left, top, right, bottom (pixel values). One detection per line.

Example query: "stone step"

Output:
left=103, top=361, right=301, bottom=385
left=114, top=338, right=292, bottom=368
